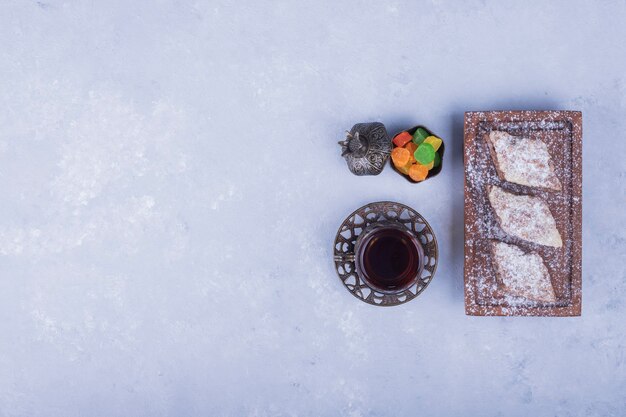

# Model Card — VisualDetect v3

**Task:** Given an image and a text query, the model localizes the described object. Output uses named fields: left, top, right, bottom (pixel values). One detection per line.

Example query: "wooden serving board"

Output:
left=464, top=111, right=582, bottom=316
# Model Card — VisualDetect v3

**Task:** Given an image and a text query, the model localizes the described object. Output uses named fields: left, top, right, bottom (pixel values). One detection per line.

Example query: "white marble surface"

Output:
left=1, top=1, right=625, bottom=416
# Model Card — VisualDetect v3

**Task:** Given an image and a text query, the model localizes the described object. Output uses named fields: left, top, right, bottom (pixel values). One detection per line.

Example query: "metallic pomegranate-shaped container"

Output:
left=338, top=122, right=391, bottom=176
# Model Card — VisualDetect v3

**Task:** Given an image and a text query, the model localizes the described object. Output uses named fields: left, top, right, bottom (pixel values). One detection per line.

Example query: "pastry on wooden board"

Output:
left=463, top=111, right=582, bottom=317
left=491, top=240, right=556, bottom=303
left=488, top=185, right=563, bottom=248
left=485, top=131, right=561, bottom=191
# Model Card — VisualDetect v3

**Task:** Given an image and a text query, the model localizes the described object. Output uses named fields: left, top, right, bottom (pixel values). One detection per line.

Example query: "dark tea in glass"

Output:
left=355, top=222, right=424, bottom=293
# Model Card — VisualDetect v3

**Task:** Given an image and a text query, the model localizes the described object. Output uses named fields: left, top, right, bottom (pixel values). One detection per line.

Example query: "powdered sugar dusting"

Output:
left=491, top=241, right=556, bottom=303
left=488, top=185, right=563, bottom=248
left=486, top=131, right=561, bottom=191
left=464, top=111, right=582, bottom=317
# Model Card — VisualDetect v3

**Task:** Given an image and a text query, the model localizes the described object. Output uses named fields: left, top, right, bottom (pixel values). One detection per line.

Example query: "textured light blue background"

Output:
left=1, top=1, right=625, bottom=416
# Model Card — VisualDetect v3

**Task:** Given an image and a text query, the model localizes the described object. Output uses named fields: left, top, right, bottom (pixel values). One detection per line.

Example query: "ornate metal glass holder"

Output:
left=333, top=201, right=438, bottom=306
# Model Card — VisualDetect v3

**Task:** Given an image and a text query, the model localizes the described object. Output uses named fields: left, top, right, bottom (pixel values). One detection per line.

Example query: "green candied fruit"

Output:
left=412, top=127, right=429, bottom=145
left=433, top=152, right=441, bottom=167
left=414, top=143, right=435, bottom=165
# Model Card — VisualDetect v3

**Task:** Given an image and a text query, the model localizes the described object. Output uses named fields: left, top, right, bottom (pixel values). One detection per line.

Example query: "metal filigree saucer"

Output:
left=333, top=201, right=438, bottom=306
